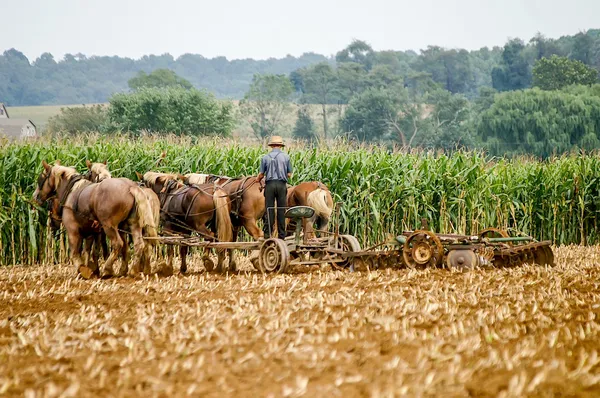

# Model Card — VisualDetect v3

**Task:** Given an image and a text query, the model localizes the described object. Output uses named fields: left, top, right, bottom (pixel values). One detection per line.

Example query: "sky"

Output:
left=1, top=0, right=599, bottom=61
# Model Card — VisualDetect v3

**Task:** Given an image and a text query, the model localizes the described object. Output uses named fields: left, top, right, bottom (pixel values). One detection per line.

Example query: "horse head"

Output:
left=86, top=159, right=111, bottom=183
left=33, top=160, right=80, bottom=205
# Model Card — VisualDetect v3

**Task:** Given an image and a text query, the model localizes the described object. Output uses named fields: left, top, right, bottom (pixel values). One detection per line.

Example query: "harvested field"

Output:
left=1, top=246, right=600, bottom=397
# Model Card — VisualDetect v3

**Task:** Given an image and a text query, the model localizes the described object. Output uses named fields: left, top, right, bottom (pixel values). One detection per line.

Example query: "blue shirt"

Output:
left=260, top=149, right=293, bottom=182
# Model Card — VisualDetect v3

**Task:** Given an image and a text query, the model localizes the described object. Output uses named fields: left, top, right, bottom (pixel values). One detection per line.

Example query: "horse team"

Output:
left=33, top=160, right=334, bottom=279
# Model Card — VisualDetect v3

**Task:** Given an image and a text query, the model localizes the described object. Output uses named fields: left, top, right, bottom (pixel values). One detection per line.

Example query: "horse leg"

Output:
left=179, top=245, right=189, bottom=274
left=228, top=226, right=240, bottom=272
left=117, top=232, right=130, bottom=277
left=128, top=226, right=145, bottom=278
left=101, top=226, right=123, bottom=279
left=242, top=218, right=263, bottom=240
left=67, top=230, right=89, bottom=279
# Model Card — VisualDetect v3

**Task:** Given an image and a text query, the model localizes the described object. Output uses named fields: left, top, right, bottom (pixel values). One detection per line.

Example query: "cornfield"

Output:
left=1, top=134, right=600, bottom=265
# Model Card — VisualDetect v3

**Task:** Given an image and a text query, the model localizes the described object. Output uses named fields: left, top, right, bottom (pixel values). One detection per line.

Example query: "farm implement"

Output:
left=150, top=201, right=554, bottom=272
left=345, top=228, right=555, bottom=270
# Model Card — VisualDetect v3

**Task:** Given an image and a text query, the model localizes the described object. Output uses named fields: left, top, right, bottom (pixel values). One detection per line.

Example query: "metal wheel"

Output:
left=335, top=234, right=361, bottom=269
left=402, top=230, right=444, bottom=268
left=446, top=250, right=480, bottom=269
left=533, top=246, right=555, bottom=266
left=258, top=238, right=290, bottom=273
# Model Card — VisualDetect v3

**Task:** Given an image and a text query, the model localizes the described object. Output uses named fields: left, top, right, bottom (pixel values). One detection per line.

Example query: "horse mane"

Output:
left=52, top=165, right=78, bottom=187
left=91, top=163, right=111, bottom=181
left=143, top=172, right=180, bottom=186
left=185, top=173, right=210, bottom=185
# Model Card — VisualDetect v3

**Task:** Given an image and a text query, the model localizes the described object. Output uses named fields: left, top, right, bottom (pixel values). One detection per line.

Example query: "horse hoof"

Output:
left=101, top=269, right=114, bottom=279
left=203, top=259, right=215, bottom=272
left=128, top=271, right=142, bottom=279
left=180, top=266, right=187, bottom=274
left=157, top=263, right=174, bottom=277
left=78, top=266, right=94, bottom=280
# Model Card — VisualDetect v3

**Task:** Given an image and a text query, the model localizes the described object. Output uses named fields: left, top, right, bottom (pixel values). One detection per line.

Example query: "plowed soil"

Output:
left=1, top=246, right=600, bottom=397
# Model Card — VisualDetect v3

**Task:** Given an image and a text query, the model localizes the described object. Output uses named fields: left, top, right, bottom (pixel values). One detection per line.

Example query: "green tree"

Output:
left=46, top=105, right=109, bottom=134
left=107, top=87, right=234, bottom=136
left=128, top=69, right=193, bottom=91
left=239, top=73, right=294, bottom=139
left=478, top=87, right=600, bottom=157
left=492, top=39, right=532, bottom=91
left=336, top=62, right=367, bottom=103
left=532, top=55, right=598, bottom=90
left=302, top=62, right=338, bottom=139
left=341, top=86, right=424, bottom=145
left=292, top=107, right=317, bottom=143
left=336, top=40, right=375, bottom=71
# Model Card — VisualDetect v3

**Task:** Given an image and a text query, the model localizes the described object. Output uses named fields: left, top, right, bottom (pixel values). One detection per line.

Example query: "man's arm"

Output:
left=256, top=156, right=266, bottom=183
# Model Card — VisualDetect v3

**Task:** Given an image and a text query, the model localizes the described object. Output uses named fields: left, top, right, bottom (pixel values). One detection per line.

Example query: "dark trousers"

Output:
left=264, top=180, right=287, bottom=240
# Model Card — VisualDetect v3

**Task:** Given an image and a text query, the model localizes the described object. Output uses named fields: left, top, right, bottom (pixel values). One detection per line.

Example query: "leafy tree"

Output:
left=336, top=62, right=367, bottom=102
left=341, top=86, right=424, bottom=145
left=533, top=55, right=598, bottom=90
left=529, top=32, right=563, bottom=60
left=418, top=90, right=472, bottom=149
left=571, top=32, right=594, bottom=65
left=239, top=73, right=294, bottom=139
left=46, top=105, right=109, bottom=134
left=302, top=62, right=338, bottom=139
left=413, top=47, right=474, bottom=94
left=292, top=107, right=317, bottom=143
left=107, top=87, right=235, bottom=136
left=478, top=88, right=600, bottom=157
left=128, top=69, right=193, bottom=91
left=492, top=39, right=532, bottom=91
left=336, top=40, right=375, bottom=71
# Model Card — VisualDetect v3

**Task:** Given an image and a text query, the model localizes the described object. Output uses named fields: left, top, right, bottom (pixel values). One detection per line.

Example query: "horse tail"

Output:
left=213, top=187, right=233, bottom=243
left=307, top=188, right=333, bottom=219
left=129, top=186, right=158, bottom=242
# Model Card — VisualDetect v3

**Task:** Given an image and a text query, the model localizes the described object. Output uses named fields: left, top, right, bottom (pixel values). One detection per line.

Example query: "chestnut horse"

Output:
left=140, top=172, right=233, bottom=273
left=287, top=182, right=334, bottom=239
left=184, top=173, right=266, bottom=269
left=84, top=161, right=162, bottom=274
left=33, top=161, right=157, bottom=278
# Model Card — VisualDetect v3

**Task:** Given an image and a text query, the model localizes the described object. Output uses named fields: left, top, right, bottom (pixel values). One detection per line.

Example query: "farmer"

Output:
left=256, top=136, right=293, bottom=239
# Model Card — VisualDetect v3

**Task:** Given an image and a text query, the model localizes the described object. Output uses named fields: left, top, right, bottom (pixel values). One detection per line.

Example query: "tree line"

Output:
left=1, top=29, right=599, bottom=106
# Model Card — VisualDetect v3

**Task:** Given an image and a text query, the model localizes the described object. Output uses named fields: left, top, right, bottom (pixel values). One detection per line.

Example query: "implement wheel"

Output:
left=258, top=238, right=290, bottom=273
left=533, top=246, right=555, bottom=266
left=335, top=234, right=361, bottom=269
left=446, top=250, right=480, bottom=270
left=403, top=230, right=444, bottom=268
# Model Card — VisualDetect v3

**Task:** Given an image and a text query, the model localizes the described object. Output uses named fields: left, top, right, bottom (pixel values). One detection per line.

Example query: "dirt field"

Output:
left=1, top=246, right=600, bottom=397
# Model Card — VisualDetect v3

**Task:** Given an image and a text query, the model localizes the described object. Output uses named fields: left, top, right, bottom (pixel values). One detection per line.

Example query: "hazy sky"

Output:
left=1, top=0, right=599, bottom=61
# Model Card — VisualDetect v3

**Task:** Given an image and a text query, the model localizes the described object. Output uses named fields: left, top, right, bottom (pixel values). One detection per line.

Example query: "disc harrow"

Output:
left=344, top=228, right=555, bottom=270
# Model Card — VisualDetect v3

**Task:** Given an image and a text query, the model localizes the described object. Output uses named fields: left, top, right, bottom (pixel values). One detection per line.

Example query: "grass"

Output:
left=6, top=104, right=95, bottom=129
left=1, top=246, right=599, bottom=396
left=7, top=103, right=343, bottom=139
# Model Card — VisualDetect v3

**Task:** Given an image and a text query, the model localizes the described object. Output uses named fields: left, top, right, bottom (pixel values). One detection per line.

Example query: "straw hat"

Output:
left=267, top=135, right=285, bottom=147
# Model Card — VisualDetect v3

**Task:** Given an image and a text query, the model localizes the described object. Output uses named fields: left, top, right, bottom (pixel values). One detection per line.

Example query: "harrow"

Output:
left=346, top=227, right=555, bottom=270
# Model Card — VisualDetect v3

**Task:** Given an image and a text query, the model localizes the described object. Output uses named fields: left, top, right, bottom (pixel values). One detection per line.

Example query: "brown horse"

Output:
left=140, top=172, right=233, bottom=273
left=287, top=182, right=334, bottom=239
left=184, top=173, right=266, bottom=269
left=85, top=161, right=162, bottom=274
left=33, top=161, right=157, bottom=279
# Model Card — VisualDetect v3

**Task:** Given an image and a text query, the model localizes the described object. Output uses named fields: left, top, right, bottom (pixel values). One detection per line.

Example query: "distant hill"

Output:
left=0, top=50, right=331, bottom=106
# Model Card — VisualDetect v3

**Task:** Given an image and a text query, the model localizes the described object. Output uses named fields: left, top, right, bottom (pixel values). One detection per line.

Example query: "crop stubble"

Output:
left=1, top=246, right=600, bottom=397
